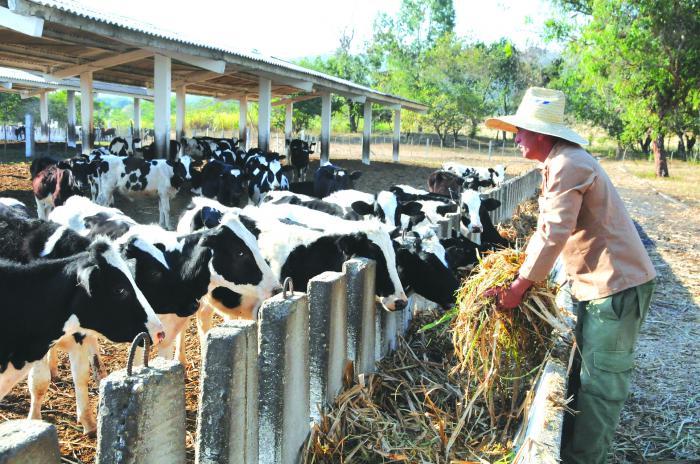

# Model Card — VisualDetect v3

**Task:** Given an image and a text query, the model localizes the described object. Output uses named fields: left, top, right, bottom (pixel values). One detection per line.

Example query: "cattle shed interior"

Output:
left=0, top=0, right=428, bottom=162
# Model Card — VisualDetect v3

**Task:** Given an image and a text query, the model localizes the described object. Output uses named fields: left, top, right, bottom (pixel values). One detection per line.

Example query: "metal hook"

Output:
left=126, top=332, right=151, bottom=376
left=282, top=277, right=294, bottom=299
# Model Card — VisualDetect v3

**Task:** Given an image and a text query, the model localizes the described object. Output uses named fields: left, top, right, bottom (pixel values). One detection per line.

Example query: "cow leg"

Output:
left=174, top=328, right=188, bottom=366
left=0, top=363, right=33, bottom=401
left=28, top=356, right=51, bottom=420
left=66, top=341, right=97, bottom=436
left=196, top=299, right=215, bottom=358
left=48, top=345, right=60, bottom=380
left=156, top=314, right=188, bottom=363
left=35, top=196, right=47, bottom=220
left=159, top=194, right=171, bottom=230
left=85, top=334, right=106, bottom=382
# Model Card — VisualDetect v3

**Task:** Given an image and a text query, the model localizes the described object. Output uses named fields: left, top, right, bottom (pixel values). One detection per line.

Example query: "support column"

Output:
left=257, top=77, right=271, bottom=152
left=24, top=113, right=34, bottom=158
left=320, top=92, right=331, bottom=164
left=67, top=90, right=76, bottom=148
left=79, top=71, right=93, bottom=155
left=238, top=96, right=247, bottom=149
left=362, top=101, right=372, bottom=165
left=154, top=54, right=171, bottom=159
left=133, top=97, right=141, bottom=138
left=393, top=108, right=401, bottom=162
left=175, top=85, right=186, bottom=145
left=39, top=91, right=49, bottom=141
left=284, top=102, right=293, bottom=154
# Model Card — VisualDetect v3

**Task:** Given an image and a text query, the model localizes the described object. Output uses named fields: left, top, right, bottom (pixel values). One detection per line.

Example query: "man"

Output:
left=484, top=87, right=656, bottom=464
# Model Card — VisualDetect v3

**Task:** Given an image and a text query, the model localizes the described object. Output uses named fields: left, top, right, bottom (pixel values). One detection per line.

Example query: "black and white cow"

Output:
left=442, top=162, right=506, bottom=189
left=0, top=197, right=30, bottom=219
left=313, top=163, right=362, bottom=198
left=0, top=239, right=165, bottom=433
left=244, top=151, right=291, bottom=204
left=287, top=139, right=316, bottom=182
left=92, top=154, right=187, bottom=229
left=199, top=159, right=247, bottom=206
left=14, top=126, right=25, bottom=140
left=108, top=137, right=129, bottom=156
left=138, top=140, right=182, bottom=161
left=324, top=189, right=424, bottom=229
left=30, top=157, right=83, bottom=219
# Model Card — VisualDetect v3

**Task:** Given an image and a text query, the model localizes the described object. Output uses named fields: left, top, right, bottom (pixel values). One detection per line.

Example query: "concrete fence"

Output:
left=1, top=168, right=555, bottom=464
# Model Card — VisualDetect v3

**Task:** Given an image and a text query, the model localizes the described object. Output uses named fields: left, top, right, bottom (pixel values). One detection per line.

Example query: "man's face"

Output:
left=515, top=128, right=549, bottom=162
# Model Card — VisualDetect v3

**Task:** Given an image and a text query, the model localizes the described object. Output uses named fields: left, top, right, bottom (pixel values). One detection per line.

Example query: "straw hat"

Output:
left=485, top=87, right=588, bottom=146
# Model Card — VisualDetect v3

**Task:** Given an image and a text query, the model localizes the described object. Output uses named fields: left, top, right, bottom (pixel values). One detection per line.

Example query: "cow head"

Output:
left=460, top=190, right=484, bottom=233
left=314, top=165, right=362, bottom=197
left=72, top=239, right=165, bottom=345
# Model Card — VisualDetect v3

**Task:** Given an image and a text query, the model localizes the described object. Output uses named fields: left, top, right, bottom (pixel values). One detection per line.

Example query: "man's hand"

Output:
left=484, top=276, right=534, bottom=310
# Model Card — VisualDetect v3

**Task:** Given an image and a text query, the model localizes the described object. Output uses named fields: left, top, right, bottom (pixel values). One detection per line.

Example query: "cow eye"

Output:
left=114, top=287, right=130, bottom=299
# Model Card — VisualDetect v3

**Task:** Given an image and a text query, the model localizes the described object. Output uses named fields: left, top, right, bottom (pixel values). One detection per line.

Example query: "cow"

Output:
left=312, top=163, right=362, bottom=198
left=30, top=157, right=83, bottom=219
left=138, top=140, right=182, bottom=161
left=100, top=127, right=117, bottom=141
left=244, top=151, right=291, bottom=204
left=182, top=137, right=240, bottom=161
left=91, top=154, right=188, bottom=229
left=324, top=189, right=424, bottom=229
left=428, top=170, right=469, bottom=197
left=442, top=162, right=506, bottom=189
left=14, top=126, right=25, bottom=140
left=287, top=138, right=316, bottom=182
left=0, top=197, right=30, bottom=219
left=0, top=239, right=165, bottom=434
left=108, top=137, right=129, bottom=156
left=199, top=159, right=248, bottom=207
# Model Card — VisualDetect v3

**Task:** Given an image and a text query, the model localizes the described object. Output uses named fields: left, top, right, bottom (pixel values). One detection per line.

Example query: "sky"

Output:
left=77, top=0, right=558, bottom=60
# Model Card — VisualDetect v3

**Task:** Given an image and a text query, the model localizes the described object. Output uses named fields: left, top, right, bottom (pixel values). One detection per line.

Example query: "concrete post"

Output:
left=133, top=97, right=141, bottom=138
left=67, top=90, right=76, bottom=148
left=0, top=420, right=60, bottom=464
left=320, top=92, right=331, bottom=164
left=438, top=218, right=450, bottom=239
left=154, top=54, right=172, bottom=159
left=24, top=113, right=33, bottom=159
left=307, top=271, right=348, bottom=422
left=196, top=320, right=258, bottom=464
left=258, top=77, right=272, bottom=152
left=447, top=212, right=460, bottom=238
left=258, top=291, right=310, bottom=464
left=393, top=108, right=401, bottom=162
left=238, top=96, right=247, bottom=148
left=284, top=102, right=293, bottom=155
left=377, top=302, right=400, bottom=358
left=362, top=101, right=371, bottom=165
left=96, top=358, right=185, bottom=464
left=343, top=258, right=377, bottom=375
left=79, top=71, right=93, bottom=155
left=39, top=91, right=48, bottom=142
left=175, top=85, right=186, bottom=145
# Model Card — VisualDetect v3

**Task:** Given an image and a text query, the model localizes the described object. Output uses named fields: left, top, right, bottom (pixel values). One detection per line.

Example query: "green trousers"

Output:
left=561, top=279, right=655, bottom=464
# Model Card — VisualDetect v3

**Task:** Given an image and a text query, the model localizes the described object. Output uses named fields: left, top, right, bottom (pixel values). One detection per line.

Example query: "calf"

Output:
left=108, top=137, right=129, bottom=156
left=442, top=162, right=506, bottom=189
left=93, top=154, right=187, bottom=229
left=287, top=139, right=316, bottom=182
left=138, top=140, right=182, bottom=161
left=0, top=239, right=164, bottom=433
left=199, top=159, right=247, bottom=206
left=30, top=157, right=83, bottom=219
left=313, top=163, right=362, bottom=198
left=14, top=126, right=25, bottom=140
left=427, top=170, right=466, bottom=198
left=0, top=197, right=30, bottom=219
left=326, top=189, right=423, bottom=228
left=245, top=151, right=291, bottom=204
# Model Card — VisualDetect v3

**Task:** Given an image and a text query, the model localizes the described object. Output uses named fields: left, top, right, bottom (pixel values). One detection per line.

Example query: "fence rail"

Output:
left=2, top=168, right=561, bottom=464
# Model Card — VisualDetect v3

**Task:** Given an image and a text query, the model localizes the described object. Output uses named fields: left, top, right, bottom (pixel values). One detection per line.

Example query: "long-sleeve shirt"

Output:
left=519, top=141, right=656, bottom=301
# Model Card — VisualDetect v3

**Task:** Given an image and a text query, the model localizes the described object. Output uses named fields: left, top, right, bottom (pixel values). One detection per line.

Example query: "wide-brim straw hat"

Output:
left=485, top=87, right=588, bottom=146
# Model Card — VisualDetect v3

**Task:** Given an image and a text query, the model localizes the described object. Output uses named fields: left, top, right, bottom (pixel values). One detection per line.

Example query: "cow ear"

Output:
left=349, top=171, right=362, bottom=180
left=351, top=201, right=374, bottom=216
left=279, top=154, right=286, bottom=160
left=399, top=201, right=422, bottom=216
left=482, top=198, right=501, bottom=211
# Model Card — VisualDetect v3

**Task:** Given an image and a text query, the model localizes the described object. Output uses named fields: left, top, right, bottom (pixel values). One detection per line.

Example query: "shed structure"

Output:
left=0, top=0, right=427, bottom=161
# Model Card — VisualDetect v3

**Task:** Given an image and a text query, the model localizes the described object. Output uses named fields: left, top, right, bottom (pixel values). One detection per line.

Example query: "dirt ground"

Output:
left=0, top=146, right=697, bottom=463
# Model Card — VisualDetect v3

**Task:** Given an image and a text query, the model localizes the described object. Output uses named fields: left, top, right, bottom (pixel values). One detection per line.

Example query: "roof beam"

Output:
left=172, top=70, right=223, bottom=87
left=254, top=71, right=313, bottom=92
left=271, top=93, right=321, bottom=106
left=20, top=88, right=49, bottom=99
left=0, top=5, right=43, bottom=37
left=148, top=48, right=225, bottom=74
left=50, top=49, right=154, bottom=79
left=215, top=92, right=250, bottom=102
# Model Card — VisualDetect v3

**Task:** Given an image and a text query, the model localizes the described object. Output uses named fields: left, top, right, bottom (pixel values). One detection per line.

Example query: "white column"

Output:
left=393, top=108, right=401, bottom=163
left=257, top=77, right=271, bottom=152
left=320, top=92, right=332, bottom=164
left=175, top=85, right=186, bottom=144
left=133, top=97, right=141, bottom=138
left=67, top=90, right=76, bottom=148
left=79, top=71, right=93, bottom=155
left=239, top=96, right=247, bottom=148
left=362, top=101, right=372, bottom=165
left=284, top=102, right=293, bottom=154
left=39, top=91, right=49, bottom=141
left=153, top=54, right=171, bottom=159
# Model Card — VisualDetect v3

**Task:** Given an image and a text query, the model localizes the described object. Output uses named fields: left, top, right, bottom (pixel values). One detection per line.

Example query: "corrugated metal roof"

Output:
left=24, top=0, right=426, bottom=110
left=0, top=66, right=153, bottom=98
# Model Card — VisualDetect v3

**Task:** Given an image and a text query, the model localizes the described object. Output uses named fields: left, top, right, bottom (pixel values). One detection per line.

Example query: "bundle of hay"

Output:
left=497, top=198, right=539, bottom=243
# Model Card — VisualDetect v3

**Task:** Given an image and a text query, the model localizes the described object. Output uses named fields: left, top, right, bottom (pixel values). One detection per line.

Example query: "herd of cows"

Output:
left=0, top=135, right=510, bottom=438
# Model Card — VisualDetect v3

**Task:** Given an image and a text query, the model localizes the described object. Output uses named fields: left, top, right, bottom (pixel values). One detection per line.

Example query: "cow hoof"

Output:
left=85, top=428, right=97, bottom=439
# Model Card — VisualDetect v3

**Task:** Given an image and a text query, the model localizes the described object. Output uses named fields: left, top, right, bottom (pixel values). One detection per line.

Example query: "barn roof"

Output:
left=0, top=0, right=428, bottom=112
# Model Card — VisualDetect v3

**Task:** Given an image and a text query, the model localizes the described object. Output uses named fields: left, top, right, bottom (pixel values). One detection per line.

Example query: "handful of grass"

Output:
left=423, top=248, right=567, bottom=434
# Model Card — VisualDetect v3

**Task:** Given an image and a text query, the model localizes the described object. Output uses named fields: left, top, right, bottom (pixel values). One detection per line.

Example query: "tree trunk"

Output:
left=347, top=100, right=358, bottom=133
left=651, top=136, right=669, bottom=177
left=639, top=134, right=652, bottom=154
left=685, top=134, right=696, bottom=153
left=676, top=132, right=686, bottom=159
